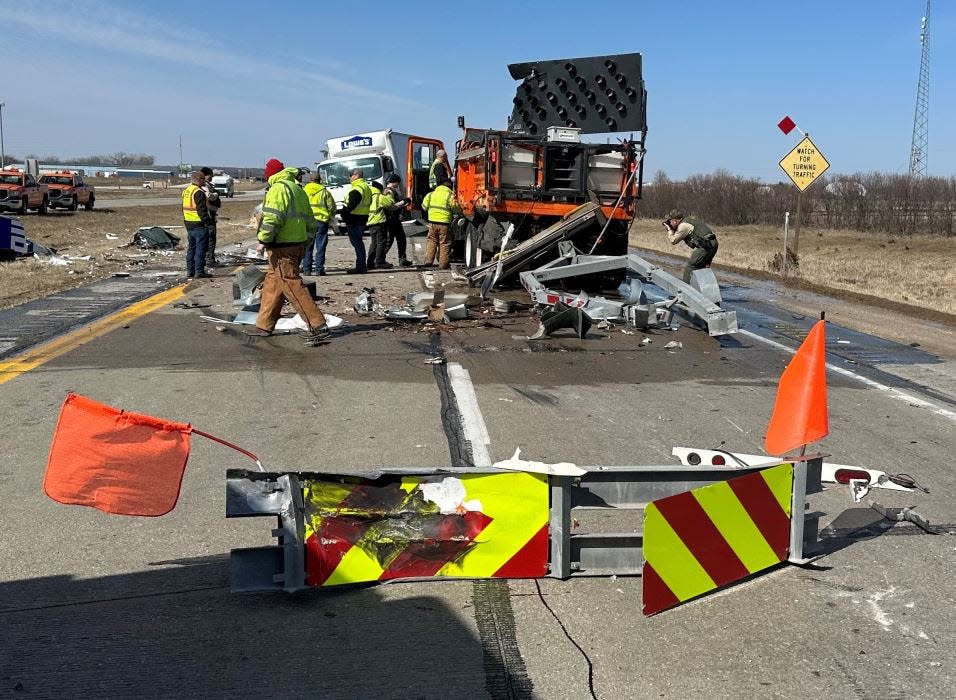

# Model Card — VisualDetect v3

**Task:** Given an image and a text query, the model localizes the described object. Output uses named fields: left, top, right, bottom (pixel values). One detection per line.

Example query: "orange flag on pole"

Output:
left=765, top=319, right=829, bottom=455
left=44, top=393, right=192, bottom=517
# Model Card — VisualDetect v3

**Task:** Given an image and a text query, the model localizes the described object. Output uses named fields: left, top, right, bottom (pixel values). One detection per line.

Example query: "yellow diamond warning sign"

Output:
left=779, top=136, right=830, bottom=192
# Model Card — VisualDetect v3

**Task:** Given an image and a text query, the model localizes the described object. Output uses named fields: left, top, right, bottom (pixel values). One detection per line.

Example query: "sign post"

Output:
left=777, top=119, right=830, bottom=261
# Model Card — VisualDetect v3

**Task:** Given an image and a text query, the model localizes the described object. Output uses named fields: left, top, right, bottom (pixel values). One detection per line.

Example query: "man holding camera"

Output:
left=663, top=209, right=719, bottom=283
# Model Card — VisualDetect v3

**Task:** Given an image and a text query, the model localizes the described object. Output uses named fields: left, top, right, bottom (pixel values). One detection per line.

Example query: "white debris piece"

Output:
left=419, top=477, right=482, bottom=514
left=492, top=447, right=586, bottom=477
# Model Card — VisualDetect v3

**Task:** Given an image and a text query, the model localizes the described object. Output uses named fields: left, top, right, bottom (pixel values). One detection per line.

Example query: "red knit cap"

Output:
left=264, top=158, right=285, bottom=179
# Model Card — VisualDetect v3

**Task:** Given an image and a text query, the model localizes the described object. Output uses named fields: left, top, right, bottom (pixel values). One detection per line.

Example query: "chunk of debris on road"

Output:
left=423, top=356, right=446, bottom=365
left=664, top=340, right=683, bottom=349
left=492, top=447, right=586, bottom=476
left=126, top=226, right=181, bottom=250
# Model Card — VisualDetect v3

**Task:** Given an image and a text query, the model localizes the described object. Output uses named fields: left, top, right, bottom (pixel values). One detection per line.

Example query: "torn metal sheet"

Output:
left=301, top=471, right=549, bottom=585
left=406, top=291, right=470, bottom=312
left=233, top=264, right=265, bottom=308
left=385, top=308, right=428, bottom=321
left=444, top=303, right=468, bottom=321
left=520, top=252, right=737, bottom=336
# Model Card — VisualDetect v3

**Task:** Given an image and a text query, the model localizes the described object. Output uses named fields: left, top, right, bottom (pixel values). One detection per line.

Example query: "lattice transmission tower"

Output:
left=909, top=0, right=931, bottom=178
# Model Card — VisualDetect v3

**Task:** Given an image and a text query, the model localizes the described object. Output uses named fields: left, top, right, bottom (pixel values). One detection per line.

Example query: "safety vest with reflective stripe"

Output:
left=367, top=190, right=395, bottom=226
left=303, top=182, right=335, bottom=223
left=257, top=168, right=317, bottom=245
left=428, top=159, right=445, bottom=189
left=182, top=184, right=202, bottom=222
left=422, top=184, right=460, bottom=224
left=349, top=178, right=372, bottom=216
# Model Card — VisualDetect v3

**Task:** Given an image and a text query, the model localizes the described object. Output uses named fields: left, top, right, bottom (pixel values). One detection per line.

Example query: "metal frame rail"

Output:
left=226, top=459, right=822, bottom=592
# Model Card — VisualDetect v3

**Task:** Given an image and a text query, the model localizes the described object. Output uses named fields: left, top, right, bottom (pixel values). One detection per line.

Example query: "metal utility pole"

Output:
left=0, top=102, right=6, bottom=169
left=909, top=0, right=931, bottom=178
left=179, top=134, right=183, bottom=176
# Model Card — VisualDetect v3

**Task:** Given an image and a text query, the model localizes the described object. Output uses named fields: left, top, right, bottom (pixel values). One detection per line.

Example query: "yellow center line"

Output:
left=0, top=285, right=187, bottom=386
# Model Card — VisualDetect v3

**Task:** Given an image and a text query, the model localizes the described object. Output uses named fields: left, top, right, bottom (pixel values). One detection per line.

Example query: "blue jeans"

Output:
left=185, top=225, right=208, bottom=276
left=345, top=219, right=367, bottom=272
left=301, top=221, right=330, bottom=274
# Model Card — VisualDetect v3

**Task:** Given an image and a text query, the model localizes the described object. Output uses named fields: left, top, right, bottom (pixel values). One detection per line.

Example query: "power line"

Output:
left=908, top=0, right=930, bottom=178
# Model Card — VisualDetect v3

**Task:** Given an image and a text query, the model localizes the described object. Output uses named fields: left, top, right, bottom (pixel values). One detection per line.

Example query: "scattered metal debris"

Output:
left=869, top=501, right=939, bottom=535
left=519, top=250, right=738, bottom=336
left=423, top=356, right=446, bottom=365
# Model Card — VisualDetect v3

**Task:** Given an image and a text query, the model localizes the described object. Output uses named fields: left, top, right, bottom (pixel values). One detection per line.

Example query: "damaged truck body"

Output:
left=452, top=53, right=737, bottom=336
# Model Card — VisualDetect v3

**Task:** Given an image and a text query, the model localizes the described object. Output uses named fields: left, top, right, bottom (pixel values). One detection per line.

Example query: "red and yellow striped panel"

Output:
left=303, top=472, right=549, bottom=586
left=642, top=463, right=793, bottom=616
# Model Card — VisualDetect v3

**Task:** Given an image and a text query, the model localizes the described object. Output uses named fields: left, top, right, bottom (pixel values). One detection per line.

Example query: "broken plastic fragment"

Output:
left=492, top=447, right=586, bottom=476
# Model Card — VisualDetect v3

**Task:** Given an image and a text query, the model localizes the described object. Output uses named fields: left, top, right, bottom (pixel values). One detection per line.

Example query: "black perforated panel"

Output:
left=506, top=53, right=646, bottom=137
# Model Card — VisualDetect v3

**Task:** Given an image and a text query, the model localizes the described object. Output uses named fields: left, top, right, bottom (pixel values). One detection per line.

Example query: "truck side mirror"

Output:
left=382, top=156, right=394, bottom=174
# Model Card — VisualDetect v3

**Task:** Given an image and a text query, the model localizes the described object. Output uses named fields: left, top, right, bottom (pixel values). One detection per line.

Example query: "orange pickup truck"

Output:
left=39, top=171, right=96, bottom=211
left=0, top=169, right=49, bottom=214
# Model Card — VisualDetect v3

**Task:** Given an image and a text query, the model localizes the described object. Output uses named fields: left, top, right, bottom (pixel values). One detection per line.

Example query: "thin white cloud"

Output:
left=6, top=2, right=422, bottom=108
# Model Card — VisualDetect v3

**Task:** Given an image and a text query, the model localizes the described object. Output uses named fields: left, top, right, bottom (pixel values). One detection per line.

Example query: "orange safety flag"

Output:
left=43, top=393, right=192, bottom=516
left=765, top=319, right=829, bottom=455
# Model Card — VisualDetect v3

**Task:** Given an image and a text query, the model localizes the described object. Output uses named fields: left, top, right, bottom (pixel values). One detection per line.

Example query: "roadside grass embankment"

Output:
left=629, top=218, right=956, bottom=317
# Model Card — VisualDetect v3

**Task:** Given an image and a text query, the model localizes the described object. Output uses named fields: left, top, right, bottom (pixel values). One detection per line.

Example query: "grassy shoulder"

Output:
left=629, top=218, right=956, bottom=316
left=0, top=199, right=259, bottom=308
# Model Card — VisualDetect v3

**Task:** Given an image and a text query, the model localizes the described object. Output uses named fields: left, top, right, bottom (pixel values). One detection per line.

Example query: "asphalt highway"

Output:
left=1, top=236, right=953, bottom=699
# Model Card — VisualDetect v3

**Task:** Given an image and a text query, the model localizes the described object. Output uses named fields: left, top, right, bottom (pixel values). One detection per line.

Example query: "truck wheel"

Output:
left=464, top=227, right=484, bottom=268
left=69, top=196, right=78, bottom=212
left=19, top=198, right=28, bottom=215
left=38, top=197, right=49, bottom=215
left=85, top=195, right=95, bottom=211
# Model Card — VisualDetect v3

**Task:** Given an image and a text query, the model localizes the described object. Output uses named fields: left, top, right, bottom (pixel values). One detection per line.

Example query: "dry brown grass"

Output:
left=0, top=199, right=259, bottom=308
left=629, top=218, right=956, bottom=316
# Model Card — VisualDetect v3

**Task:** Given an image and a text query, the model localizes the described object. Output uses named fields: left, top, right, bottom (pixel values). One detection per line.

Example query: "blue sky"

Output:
left=4, top=0, right=953, bottom=181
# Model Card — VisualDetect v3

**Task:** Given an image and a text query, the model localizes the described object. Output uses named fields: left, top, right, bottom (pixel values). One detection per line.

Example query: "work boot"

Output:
left=377, top=261, right=394, bottom=269
left=302, top=325, right=331, bottom=346
left=244, top=327, right=272, bottom=337
left=399, top=258, right=413, bottom=267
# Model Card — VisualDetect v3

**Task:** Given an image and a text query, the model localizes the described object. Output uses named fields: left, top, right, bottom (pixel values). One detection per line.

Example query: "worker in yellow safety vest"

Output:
left=428, top=149, right=450, bottom=190
left=181, top=170, right=214, bottom=279
left=366, top=181, right=411, bottom=269
left=340, top=168, right=372, bottom=273
left=301, top=172, right=336, bottom=275
left=246, top=158, right=330, bottom=347
left=421, top=175, right=461, bottom=269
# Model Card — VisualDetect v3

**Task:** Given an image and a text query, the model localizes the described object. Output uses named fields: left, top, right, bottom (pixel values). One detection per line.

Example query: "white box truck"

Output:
left=211, top=174, right=235, bottom=198
left=315, top=129, right=445, bottom=234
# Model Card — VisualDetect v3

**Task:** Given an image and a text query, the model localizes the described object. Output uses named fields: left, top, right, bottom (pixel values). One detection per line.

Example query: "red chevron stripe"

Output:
left=305, top=481, right=409, bottom=586
left=652, top=491, right=750, bottom=586
left=493, top=524, right=549, bottom=578
left=642, top=562, right=681, bottom=616
left=379, top=511, right=493, bottom=580
left=728, top=472, right=790, bottom=559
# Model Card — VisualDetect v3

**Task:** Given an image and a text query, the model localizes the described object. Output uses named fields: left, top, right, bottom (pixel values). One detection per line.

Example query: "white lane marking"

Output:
left=739, top=329, right=956, bottom=424
left=447, top=362, right=492, bottom=467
